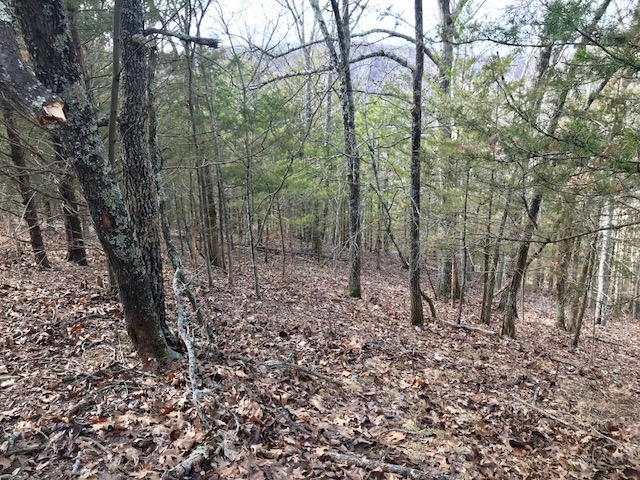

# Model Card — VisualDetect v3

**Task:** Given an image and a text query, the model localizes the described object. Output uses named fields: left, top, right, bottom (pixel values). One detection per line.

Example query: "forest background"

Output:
left=0, top=0, right=639, bottom=478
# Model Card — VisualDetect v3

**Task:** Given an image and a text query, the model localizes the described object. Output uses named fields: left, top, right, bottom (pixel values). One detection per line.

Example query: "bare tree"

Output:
left=2, top=105, right=52, bottom=268
left=309, top=0, right=362, bottom=298
left=409, top=0, right=424, bottom=326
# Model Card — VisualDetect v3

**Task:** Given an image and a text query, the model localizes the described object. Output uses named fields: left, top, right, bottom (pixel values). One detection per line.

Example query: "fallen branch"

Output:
left=325, top=452, right=453, bottom=480
left=419, top=289, right=437, bottom=318
left=3, top=444, right=44, bottom=456
left=272, top=406, right=312, bottom=436
left=174, top=267, right=211, bottom=430
left=161, top=445, right=212, bottom=480
left=65, top=397, right=94, bottom=416
left=514, top=398, right=632, bottom=454
left=585, top=336, right=624, bottom=347
left=439, top=321, right=497, bottom=336
left=228, top=353, right=343, bottom=386
left=262, top=360, right=343, bottom=386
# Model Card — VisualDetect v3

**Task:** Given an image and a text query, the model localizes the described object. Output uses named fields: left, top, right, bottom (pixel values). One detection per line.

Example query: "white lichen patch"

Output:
left=0, top=2, right=13, bottom=23
left=32, top=95, right=47, bottom=108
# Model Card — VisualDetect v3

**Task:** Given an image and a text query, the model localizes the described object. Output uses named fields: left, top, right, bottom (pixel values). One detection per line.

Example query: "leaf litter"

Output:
left=0, top=246, right=639, bottom=479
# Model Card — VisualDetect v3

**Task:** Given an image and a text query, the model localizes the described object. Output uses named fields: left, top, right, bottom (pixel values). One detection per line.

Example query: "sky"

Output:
left=203, top=0, right=517, bottom=48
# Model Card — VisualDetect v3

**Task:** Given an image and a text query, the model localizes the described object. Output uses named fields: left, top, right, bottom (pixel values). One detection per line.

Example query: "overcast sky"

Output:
left=203, top=0, right=516, bottom=47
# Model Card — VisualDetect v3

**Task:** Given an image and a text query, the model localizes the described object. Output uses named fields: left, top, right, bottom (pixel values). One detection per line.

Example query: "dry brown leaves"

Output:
left=1, top=242, right=639, bottom=479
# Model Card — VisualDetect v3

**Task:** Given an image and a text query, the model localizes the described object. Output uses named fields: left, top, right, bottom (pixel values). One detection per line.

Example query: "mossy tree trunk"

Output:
left=8, top=0, right=177, bottom=363
left=120, top=0, right=179, bottom=350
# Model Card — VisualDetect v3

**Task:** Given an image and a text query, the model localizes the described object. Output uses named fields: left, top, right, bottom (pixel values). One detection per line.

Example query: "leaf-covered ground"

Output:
left=1, top=240, right=639, bottom=479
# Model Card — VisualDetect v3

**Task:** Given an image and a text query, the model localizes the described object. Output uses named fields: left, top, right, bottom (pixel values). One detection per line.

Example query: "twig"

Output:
left=325, top=452, right=453, bottom=480
left=262, top=360, right=343, bottom=386
left=584, top=336, right=624, bottom=347
left=272, top=406, right=312, bottom=436
left=229, top=353, right=342, bottom=386
left=173, top=267, right=211, bottom=430
left=77, top=436, right=111, bottom=456
left=3, top=444, right=44, bottom=456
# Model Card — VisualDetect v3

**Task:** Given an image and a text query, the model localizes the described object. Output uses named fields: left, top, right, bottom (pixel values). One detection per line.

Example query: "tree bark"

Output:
left=501, top=193, right=542, bottom=338
left=572, top=235, right=598, bottom=347
left=3, top=105, right=51, bottom=268
left=58, top=169, right=87, bottom=265
left=0, top=2, right=65, bottom=125
left=120, top=0, right=180, bottom=351
left=409, top=0, right=424, bottom=326
left=594, top=201, right=614, bottom=326
left=185, top=43, right=220, bottom=269
left=480, top=191, right=509, bottom=325
left=554, top=234, right=574, bottom=330
left=310, top=0, right=362, bottom=298
left=11, top=0, right=177, bottom=363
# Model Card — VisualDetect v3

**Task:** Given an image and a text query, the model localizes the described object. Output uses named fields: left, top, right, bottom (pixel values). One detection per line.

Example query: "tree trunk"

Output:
left=480, top=192, right=509, bottom=325
left=594, top=201, right=614, bottom=326
left=120, top=0, right=179, bottom=350
left=554, top=234, right=575, bottom=331
left=3, top=105, right=51, bottom=268
left=0, top=4, right=64, bottom=125
left=572, top=235, right=598, bottom=347
left=310, top=0, right=362, bottom=298
left=409, top=0, right=424, bottom=326
left=58, top=171, right=87, bottom=265
left=185, top=43, right=220, bottom=269
left=10, top=0, right=176, bottom=363
left=501, top=193, right=542, bottom=338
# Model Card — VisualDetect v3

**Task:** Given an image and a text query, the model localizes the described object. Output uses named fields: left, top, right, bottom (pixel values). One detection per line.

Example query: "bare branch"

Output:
left=143, top=28, right=219, bottom=48
left=352, top=28, right=437, bottom=65
left=325, top=452, right=452, bottom=480
left=250, top=49, right=412, bottom=89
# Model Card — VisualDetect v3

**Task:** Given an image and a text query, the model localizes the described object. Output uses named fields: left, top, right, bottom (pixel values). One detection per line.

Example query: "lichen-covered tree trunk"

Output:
left=120, top=0, right=179, bottom=350
left=0, top=4, right=64, bottom=125
left=3, top=105, right=51, bottom=268
left=9, top=0, right=176, bottom=363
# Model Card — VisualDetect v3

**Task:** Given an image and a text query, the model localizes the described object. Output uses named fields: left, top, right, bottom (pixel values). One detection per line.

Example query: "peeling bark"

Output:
left=0, top=1, right=65, bottom=126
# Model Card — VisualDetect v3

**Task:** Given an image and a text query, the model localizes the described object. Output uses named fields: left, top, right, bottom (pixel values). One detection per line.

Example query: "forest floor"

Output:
left=1, top=238, right=639, bottom=480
